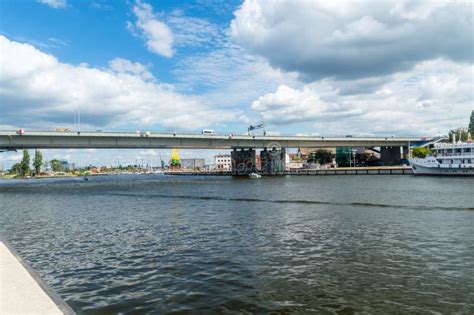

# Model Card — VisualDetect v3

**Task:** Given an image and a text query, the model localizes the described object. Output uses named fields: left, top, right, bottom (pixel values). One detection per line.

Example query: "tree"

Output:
left=412, top=147, right=431, bottom=158
left=308, top=149, right=333, bottom=164
left=20, top=150, right=30, bottom=177
left=50, top=159, right=63, bottom=172
left=33, top=149, right=43, bottom=175
left=10, top=163, right=22, bottom=175
left=448, top=128, right=468, bottom=142
left=469, top=110, right=474, bottom=135
left=354, top=153, right=372, bottom=166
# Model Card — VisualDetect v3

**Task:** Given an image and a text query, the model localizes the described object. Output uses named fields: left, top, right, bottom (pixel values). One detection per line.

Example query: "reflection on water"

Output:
left=1, top=175, right=473, bottom=314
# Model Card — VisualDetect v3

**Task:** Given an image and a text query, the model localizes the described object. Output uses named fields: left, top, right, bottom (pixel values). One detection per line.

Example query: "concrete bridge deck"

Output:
left=0, top=131, right=426, bottom=150
left=0, top=241, right=75, bottom=314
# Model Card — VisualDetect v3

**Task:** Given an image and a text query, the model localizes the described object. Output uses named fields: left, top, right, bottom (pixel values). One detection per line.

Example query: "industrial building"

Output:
left=180, top=158, right=205, bottom=170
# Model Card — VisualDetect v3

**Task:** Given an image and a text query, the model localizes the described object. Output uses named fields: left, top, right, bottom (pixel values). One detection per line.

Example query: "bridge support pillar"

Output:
left=260, top=147, right=286, bottom=175
left=231, top=149, right=256, bottom=176
left=380, top=146, right=402, bottom=166
left=402, top=146, right=409, bottom=160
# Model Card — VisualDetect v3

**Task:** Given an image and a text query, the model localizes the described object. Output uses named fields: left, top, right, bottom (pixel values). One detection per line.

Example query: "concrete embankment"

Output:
left=0, top=241, right=75, bottom=314
left=286, top=166, right=412, bottom=175
left=165, top=166, right=413, bottom=176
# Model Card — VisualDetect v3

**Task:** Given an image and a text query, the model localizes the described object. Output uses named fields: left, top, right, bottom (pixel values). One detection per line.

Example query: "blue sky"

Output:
left=0, top=0, right=472, bottom=168
left=1, top=0, right=238, bottom=88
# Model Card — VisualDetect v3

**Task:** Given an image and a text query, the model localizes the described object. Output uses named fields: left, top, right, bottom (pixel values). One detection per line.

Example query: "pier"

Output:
left=0, top=241, right=74, bottom=314
left=164, top=166, right=413, bottom=176
left=285, top=166, right=412, bottom=175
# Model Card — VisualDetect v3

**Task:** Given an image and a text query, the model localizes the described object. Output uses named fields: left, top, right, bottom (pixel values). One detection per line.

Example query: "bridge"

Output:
left=0, top=130, right=430, bottom=175
left=0, top=131, right=425, bottom=150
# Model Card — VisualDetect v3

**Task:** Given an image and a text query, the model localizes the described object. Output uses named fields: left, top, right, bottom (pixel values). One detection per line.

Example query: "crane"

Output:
left=159, top=153, right=165, bottom=169
left=170, top=149, right=181, bottom=169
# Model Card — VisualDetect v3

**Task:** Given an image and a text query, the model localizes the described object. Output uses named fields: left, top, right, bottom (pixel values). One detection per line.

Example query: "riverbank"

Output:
left=0, top=240, right=75, bottom=314
left=164, top=166, right=413, bottom=176
left=0, top=166, right=413, bottom=179
left=0, top=172, right=125, bottom=180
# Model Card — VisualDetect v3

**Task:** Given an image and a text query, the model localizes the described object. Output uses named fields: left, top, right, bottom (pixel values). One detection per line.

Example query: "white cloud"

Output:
left=108, top=58, right=154, bottom=81
left=129, top=0, right=174, bottom=57
left=228, top=0, right=473, bottom=136
left=250, top=59, right=473, bottom=136
left=231, top=0, right=473, bottom=81
left=0, top=35, right=240, bottom=131
left=251, top=85, right=361, bottom=125
left=47, top=37, right=68, bottom=47
left=173, top=37, right=301, bottom=116
left=37, top=0, right=67, bottom=9
left=166, top=11, right=224, bottom=49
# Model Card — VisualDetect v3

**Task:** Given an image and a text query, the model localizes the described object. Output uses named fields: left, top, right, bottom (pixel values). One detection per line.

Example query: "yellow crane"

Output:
left=170, top=149, right=181, bottom=168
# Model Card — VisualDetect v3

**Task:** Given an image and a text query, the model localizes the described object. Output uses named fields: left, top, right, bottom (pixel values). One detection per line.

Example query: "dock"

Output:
left=286, top=166, right=412, bottom=175
left=164, top=166, right=413, bottom=176
left=0, top=241, right=75, bottom=314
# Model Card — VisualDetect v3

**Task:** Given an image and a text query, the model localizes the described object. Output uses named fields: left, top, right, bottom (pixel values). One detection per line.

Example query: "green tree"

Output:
left=20, top=149, right=30, bottom=177
left=308, top=149, right=333, bottom=164
left=354, top=153, right=371, bottom=166
left=50, top=159, right=63, bottom=172
left=448, top=128, right=468, bottom=142
left=412, top=147, right=431, bottom=158
left=469, top=110, right=474, bottom=135
left=10, top=163, right=22, bottom=175
left=33, top=149, right=43, bottom=175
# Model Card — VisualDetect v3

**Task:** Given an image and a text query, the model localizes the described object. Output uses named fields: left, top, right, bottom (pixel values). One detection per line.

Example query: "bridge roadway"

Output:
left=0, top=131, right=426, bottom=150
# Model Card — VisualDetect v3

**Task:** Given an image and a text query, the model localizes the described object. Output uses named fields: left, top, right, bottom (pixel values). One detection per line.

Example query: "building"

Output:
left=286, top=160, right=304, bottom=170
left=335, top=147, right=353, bottom=166
left=284, top=148, right=312, bottom=170
left=59, top=160, right=75, bottom=171
left=215, top=154, right=231, bottom=171
left=181, top=158, right=206, bottom=170
left=299, top=147, right=337, bottom=169
left=301, top=147, right=336, bottom=155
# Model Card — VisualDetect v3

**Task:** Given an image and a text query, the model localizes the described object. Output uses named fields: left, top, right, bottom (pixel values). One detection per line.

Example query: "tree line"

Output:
left=9, top=149, right=66, bottom=177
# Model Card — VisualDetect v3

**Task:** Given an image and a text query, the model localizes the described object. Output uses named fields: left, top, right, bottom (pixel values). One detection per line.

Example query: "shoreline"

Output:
left=0, top=166, right=414, bottom=179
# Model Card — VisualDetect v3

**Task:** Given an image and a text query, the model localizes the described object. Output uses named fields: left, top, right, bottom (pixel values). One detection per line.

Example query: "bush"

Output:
left=307, top=149, right=333, bottom=164
left=412, top=147, right=431, bottom=158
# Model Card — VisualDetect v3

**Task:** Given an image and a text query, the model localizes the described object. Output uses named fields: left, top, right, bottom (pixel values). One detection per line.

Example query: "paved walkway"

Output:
left=0, top=241, right=74, bottom=314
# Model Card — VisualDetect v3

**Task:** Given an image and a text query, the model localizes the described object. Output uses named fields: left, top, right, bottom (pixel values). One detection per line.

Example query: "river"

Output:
left=1, top=175, right=473, bottom=314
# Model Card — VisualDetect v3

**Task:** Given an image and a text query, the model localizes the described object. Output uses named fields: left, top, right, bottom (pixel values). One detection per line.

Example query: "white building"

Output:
left=215, top=154, right=231, bottom=171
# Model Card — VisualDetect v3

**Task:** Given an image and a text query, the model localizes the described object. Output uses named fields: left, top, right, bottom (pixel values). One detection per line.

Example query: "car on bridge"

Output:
left=55, top=128, right=71, bottom=132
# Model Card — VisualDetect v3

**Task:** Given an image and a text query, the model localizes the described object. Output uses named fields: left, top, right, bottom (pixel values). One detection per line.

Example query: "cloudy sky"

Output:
left=0, top=0, right=473, bottom=168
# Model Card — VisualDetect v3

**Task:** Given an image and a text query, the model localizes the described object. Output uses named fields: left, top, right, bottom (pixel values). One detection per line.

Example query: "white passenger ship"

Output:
left=410, top=140, right=474, bottom=176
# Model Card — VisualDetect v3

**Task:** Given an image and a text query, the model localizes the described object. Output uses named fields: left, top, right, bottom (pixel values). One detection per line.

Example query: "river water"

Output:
left=1, top=175, right=473, bottom=314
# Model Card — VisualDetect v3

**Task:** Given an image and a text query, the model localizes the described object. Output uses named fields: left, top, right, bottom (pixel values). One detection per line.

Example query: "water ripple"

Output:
left=107, top=192, right=474, bottom=211
left=1, top=176, right=473, bottom=314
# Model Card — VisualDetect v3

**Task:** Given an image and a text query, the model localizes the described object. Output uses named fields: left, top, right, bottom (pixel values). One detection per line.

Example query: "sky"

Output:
left=0, top=0, right=473, bottom=168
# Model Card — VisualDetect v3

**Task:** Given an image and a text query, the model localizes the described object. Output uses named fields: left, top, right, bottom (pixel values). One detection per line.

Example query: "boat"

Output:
left=410, top=139, right=474, bottom=176
left=249, top=172, right=262, bottom=178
